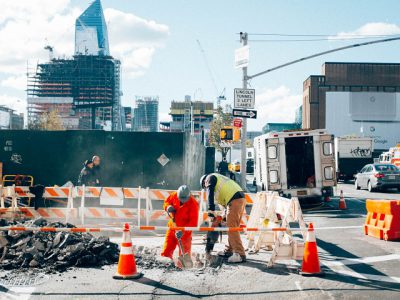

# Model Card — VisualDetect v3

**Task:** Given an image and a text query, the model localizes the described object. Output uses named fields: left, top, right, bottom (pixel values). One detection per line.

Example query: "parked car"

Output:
left=354, top=164, right=400, bottom=192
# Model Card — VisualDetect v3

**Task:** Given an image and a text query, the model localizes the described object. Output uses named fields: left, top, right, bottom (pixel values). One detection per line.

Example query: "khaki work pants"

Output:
left=225, top=198, right=246, bottom=256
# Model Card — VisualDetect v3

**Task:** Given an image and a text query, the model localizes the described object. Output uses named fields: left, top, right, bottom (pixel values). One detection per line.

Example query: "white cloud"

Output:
left=105, top=8, right=169, bottom=76
left=1, top=75, right=26, bottom=90
left=0, top=94, right=26, bottom=113
left=0, top=1, right=169, bottom=91
left=159, top=112, right=171, bottom=122
left=250, top=86, right=301, bottom=131
left=330, top=22, right=400, bottom=40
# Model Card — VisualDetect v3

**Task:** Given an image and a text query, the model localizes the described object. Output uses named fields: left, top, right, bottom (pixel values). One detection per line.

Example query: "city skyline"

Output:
left=1, top=0, right=400, bottom=130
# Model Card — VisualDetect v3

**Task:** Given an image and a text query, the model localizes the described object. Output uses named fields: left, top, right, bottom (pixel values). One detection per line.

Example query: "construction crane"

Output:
left=196, top=39, right=226, bottom=107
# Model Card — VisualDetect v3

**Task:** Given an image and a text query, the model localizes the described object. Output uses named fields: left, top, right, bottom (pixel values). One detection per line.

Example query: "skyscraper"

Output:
left=75, top=0, right=110, bottom=56
left=27, top=0, right=124, bottom=131
left=133, top=97, right=159, bottom=132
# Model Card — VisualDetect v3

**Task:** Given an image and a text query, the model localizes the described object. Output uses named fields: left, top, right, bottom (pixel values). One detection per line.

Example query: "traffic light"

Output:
left=220, top=126, right=241, bottom=142
left=233, top=127, right=241, bottom=142
left=220, top=127, right=233, bottom=141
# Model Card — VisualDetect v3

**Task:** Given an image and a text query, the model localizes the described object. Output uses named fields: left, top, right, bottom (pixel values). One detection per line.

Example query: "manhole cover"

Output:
left=0, top=273, right=49, bottom=287
left=157, top=154, right=170, bottom=167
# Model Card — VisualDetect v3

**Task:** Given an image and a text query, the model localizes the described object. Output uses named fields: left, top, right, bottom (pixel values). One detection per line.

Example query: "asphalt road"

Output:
left=1, top=183, right=399, bottom=299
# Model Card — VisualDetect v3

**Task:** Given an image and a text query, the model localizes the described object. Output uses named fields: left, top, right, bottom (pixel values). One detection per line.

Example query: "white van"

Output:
left=254, top=129, right=336, bottom=202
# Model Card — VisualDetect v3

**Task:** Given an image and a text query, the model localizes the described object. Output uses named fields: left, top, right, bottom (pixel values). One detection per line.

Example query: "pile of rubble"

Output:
left=0, top=218, right=119, bottom=273
left=133, top=246, right=223, bottom=272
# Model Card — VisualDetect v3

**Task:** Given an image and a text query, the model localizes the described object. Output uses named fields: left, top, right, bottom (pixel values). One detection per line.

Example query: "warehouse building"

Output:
left=303, top=62, right=400, bottom=150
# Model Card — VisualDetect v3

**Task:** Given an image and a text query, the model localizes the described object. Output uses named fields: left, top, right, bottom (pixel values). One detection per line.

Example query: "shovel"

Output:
left=168, top=212, right=193, bottom=269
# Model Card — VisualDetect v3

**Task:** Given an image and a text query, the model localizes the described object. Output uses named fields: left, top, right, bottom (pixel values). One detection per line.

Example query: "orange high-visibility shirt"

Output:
left=163, top=192, right=199, bottom=227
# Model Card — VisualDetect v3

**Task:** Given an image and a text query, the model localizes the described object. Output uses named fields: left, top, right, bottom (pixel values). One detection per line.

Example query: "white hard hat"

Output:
left=200, top=174, right=207, bottom=188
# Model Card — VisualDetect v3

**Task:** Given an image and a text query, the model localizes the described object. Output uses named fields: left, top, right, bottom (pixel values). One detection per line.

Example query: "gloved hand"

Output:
left=207, top=210, right=216, bottom=218
left=175, top=230, right=183, bottom=239
left=166, top=206, right=176, bottom=214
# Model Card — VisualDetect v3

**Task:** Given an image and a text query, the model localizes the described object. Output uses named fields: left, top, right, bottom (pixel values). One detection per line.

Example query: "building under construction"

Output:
left=27, top=0, right=125, bottom=130
left=160, top=96, right=214, bottom=133
left=27, top=55, right=124, bottom=130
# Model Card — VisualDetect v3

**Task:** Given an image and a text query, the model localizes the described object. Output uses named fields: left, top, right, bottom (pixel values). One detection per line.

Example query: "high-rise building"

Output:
left=132, top=97, right=159, bottom=132
left=27, top=0, right=124, bottom=131
left=75, top=0, right=110, bottom=56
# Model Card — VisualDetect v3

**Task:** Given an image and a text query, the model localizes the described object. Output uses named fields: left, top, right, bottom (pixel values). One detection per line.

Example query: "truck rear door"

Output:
left=266, top=138, right=283, bottom=190
left=319, top=134, right=336, bottom=186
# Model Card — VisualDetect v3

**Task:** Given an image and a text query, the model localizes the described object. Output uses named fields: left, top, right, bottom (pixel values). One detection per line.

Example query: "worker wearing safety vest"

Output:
left=200, top=173, right=246, bottom=263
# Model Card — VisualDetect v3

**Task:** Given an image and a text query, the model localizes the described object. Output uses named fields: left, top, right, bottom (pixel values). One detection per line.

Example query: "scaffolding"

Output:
left=27, top=55, right=124, bottom=130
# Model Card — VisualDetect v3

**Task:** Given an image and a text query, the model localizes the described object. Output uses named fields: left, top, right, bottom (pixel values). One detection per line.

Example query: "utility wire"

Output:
left=244, top=32, right=400, bottom=37
left=249, top=35, right=400, bottom=42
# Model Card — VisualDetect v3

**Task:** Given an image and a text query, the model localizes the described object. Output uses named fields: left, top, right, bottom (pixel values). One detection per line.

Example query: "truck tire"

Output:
left=368, top=181, right=375, bottom=192
left=355, top=179, right=360, bottom=190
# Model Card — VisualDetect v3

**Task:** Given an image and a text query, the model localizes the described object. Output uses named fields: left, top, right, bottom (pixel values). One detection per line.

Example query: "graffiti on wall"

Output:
left=350, top=147, right=371, bottom=157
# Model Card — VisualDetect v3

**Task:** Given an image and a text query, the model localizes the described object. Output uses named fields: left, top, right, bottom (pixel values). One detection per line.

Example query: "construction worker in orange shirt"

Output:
left=160, top=185, right=199, bottom=261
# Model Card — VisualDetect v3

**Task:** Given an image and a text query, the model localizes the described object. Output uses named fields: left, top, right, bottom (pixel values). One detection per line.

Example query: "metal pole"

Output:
left=240, top=32, right=248, bottom=190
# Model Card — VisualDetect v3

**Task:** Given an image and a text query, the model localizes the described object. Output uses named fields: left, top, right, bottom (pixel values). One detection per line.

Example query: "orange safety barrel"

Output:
left=364, top=200, right=400, bottom=241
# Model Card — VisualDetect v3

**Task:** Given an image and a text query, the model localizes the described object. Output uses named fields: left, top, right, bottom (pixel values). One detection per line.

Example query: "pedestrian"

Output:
left=217, top=157, right=229, bottom=176
left=77, top=159, right=96, bottom=186
left=92, top=155, right=101, bottom=186
left=160, top=185, right=199, bottom=262
left=200, top=173, right=246, bottom=263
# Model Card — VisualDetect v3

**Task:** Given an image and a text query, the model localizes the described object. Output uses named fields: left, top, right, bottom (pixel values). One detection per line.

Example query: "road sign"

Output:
left=234, top=45, right=249, bottom=69
left=232, top=108, right=257, bottom=119
left=234, top=88, right=255, bottom=109
left=233, top=118, right=242, bottom=128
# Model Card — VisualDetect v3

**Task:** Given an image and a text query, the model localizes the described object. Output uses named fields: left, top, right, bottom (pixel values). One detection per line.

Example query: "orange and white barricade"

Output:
left=246, top=191, right=307, bottom=267
left=100, top=187, right=124, bottom=206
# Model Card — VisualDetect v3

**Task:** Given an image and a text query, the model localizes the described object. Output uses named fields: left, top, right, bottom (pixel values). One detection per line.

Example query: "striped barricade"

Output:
left=75, top=186, right=101, bottom=198
left=0, top=207, right=78, bottom=219
left=100, top=187, right=124, bottom=206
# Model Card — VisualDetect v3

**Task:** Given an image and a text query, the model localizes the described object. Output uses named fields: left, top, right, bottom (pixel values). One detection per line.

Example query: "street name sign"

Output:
left=234, top=88, right=255, bottom=109
left=232, top=108, right=257, bottom=119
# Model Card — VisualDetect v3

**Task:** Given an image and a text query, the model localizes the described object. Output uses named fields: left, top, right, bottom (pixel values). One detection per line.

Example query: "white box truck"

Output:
left=254, top=129, right=336, bottom=204
left=334, top=137, right=374, bottom=182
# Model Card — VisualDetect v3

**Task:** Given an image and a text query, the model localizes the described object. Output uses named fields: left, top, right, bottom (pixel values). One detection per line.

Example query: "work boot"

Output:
left=157, top=256, right=173, bottom=265
left=227, top=253, right=246, bottom=263
left=217, top=250, right=233, bottom=257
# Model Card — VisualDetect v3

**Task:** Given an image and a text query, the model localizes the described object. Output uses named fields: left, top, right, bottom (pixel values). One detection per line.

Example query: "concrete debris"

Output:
left=133, top=246, right=223, bottom=272
left=0, top=219, right=119, bottom=273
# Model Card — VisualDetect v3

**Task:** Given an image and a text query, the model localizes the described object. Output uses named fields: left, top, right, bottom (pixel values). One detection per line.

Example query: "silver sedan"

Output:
left=355, top=164, right=400, bottom=192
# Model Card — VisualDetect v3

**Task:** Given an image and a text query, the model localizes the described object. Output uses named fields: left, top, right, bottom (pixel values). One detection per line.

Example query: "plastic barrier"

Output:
left=246, top=191, right=307, bottom=267
left=364, top=199, right=400, bottom=241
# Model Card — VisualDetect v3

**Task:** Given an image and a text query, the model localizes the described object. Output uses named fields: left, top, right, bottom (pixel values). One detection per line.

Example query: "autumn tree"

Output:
left=208, top=106, right=233, bottom=158
left=28, top=110, right=65, bottom=131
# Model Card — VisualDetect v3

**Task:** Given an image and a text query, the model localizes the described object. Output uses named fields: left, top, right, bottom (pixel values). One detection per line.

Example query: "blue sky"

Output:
left=1, top=0, right=400, bottom=130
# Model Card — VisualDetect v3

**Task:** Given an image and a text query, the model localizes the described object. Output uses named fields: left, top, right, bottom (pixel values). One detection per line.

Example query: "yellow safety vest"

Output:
left=210, top=173, right=243, bottom=207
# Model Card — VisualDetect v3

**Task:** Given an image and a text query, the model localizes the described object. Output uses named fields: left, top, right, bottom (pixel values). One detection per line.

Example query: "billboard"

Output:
left=326, top=92, right=400, bottom=150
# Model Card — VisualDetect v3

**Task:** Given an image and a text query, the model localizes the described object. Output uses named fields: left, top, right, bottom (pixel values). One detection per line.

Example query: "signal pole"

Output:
left=240, top=32, right=248, bottom=190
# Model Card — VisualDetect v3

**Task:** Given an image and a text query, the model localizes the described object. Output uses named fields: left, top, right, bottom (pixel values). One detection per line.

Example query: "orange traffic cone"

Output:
left=339, top=190, right=347, bottom=210
left=113, top=223, right=142, bottom=280
left=299, top=223, right=324, bottom=277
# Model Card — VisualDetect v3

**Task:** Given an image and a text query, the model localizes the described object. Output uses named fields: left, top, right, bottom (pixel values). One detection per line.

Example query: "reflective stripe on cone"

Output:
left=113, top=223, right=142, bottom=280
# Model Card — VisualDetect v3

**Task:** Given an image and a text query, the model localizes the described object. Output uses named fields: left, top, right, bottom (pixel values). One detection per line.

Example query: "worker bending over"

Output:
left=200, top=173, right=246, bottom=263
left=160, top=185, right=199, bottom=260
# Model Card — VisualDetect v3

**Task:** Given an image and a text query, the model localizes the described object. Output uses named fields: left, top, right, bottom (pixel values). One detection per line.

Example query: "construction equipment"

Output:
left=167, top=211, right=193, bottom=269
left=205, top=213, right=223, bottom=257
